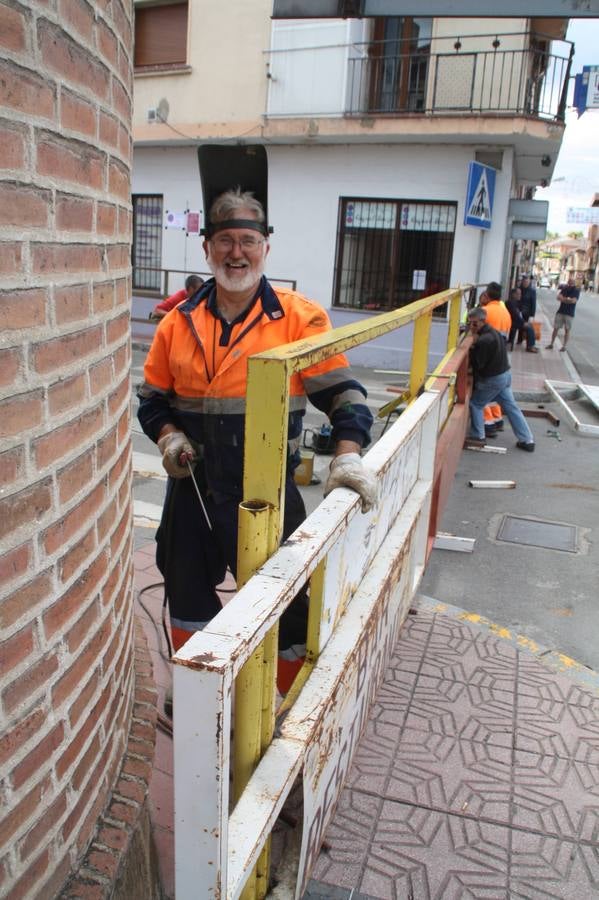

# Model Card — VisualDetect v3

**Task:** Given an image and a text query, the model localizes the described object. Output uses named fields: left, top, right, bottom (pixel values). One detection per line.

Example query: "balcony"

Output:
left=265, top=33, right=573, bottom=123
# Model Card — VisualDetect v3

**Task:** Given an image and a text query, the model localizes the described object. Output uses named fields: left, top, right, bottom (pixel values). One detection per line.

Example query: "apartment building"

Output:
left=131, top=2, right=571, bottom=365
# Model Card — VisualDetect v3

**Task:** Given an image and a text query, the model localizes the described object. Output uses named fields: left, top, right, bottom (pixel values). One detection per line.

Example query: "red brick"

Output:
left=99, top=560, right=120, bottom=608
left=43, top=552, right=107, bottom=638
left=42, top=481, right=104, bottom=556
left=0, top=444, right=25, bottom=487
left=59, top=0, right=94, bottom=44
left=56, top=194, right=94, bottom=233
left=33, top=404, right=103, bottom=469
left=96, top=425, right=116, bottom=470
left=117, top=407, right=129, bottom=444
left=106, top=311, right=129, bottom=346
left=60, top=88, right=96, bottom=138
left=112, top=343, right=129, bottom=377
left=11, top=721, right=65, bottom=790
left=97, top=824, right=127, bottom=852
left=122, top=755, right=152, bottom=781
left=110, top=75, right=130, bottom=122
left=0, top=390, right=44, bottom=438
left=0, top=119, right=26, bottom=169
left=38, top=20, right=109, bottom=100
left=0, top=59, right=55, bottom=119
left=61, top=877, right=105, bottom=899
left=0, top=241, right=22, bottom=276
left=36, top=133, right=105, bottom=192
left=0, top=541, right=30, bottom=589
left=96, top=19, right=118, bottom=68
left=117, top=123, right=131, bottom=164
left=32, top=242, right=104, bottom=277
left=117, top=206, right=130, bottom=240
left=0, top=571, right=52, bottom=630
left=0, top=707, right=45, bottom=769
left=88, top=847, right=118, bottom=880
left=112, top=0, right=132, bottom=49
left=0, top=479, right=52, bottom=543
left=114, top=777, right=144, bottom=804
left=33, top=852, right=72, bottom=900
left=54, top=284, right=91, bottom=326
left=108, top=799, right=136, bottom=826
left=0, top=624, right=35, bottom=679
left=102, top=623, right=124, bottom=676
left=19, top=790, right=67, bottom=860
left=0, top=182, right=51, bottom=228
left=68, top=671, right=98, bottom=727
left=108, top=379, right=129, bottom=421
left=96, top=202, right=116, bottom=236
left=65, top=598, right=99, bottom=652
left=107, top=159, right=128, bottom=202
left=89, top=357, right=112, bottom=395
left=0, top=778, right=51, bottom=849
left=0, top=346, right=21, bottom=387
left=2, top=652, right=59, bottom=713
left=0, top=1, right=27, bottom=53
left=30, top=324, right=103, bottom=374
left=47, top=373, right=87, bottom=417
left=106, top=242, right=129, bottom=270
left=4, top=847, right=50, bottom=899
left=56, top=452, right=94, bottom=505
left=0, top=288, right=48, bottom=330
left=72, top=733, right=101, bottom=791
left=62, top=779, right=104, bottom=844
left=52, top=619, right=111, bottom=707
left=92, top=280, right=115, bottom=313
left=58, top=529, right=96, bottom=583
left=98, top=110, right=118, bottom=148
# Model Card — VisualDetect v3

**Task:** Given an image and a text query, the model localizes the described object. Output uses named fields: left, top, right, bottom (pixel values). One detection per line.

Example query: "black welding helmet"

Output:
left=198, top=145, right=273, bottom=238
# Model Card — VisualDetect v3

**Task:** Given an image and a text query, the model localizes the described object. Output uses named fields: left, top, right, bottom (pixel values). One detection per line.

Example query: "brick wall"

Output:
left=0, top=0, right=135, bottom=896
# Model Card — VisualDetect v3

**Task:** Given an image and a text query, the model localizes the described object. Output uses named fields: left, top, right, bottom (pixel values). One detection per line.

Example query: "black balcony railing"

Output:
left=346, top=44, right=572, bottom=121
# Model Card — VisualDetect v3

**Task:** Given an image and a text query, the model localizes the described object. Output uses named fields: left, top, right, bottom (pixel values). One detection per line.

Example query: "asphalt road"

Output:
left=538, top=287, right=599, bottom=385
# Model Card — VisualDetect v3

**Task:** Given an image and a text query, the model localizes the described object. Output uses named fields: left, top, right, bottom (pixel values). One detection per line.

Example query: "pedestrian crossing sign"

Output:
left=464, top=161, right=496, bottom=229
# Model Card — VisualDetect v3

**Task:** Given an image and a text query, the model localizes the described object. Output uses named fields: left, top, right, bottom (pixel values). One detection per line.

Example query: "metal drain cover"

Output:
left=497, top=515, right=577, bottom=552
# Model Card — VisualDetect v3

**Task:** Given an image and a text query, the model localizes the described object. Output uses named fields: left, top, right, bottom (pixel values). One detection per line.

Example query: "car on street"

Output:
left=539, top=277, right=551, bottom=288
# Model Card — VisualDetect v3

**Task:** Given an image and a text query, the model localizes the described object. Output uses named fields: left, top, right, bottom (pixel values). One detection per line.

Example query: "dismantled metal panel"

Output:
left=497, top=514, right=578, bottom=553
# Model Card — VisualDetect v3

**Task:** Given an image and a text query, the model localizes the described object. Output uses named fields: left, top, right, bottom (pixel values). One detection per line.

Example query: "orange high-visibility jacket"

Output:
left=484, top=300, right=511, bottom=337
left=138, top=277, right=373, bottom=498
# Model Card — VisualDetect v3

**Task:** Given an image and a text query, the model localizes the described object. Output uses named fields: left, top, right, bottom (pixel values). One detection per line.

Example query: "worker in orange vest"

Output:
left=479, top=282, right=511, bottom=438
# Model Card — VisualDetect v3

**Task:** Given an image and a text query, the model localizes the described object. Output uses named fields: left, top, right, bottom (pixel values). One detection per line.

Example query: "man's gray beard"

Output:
left=208, top=259, right=265, bottom=293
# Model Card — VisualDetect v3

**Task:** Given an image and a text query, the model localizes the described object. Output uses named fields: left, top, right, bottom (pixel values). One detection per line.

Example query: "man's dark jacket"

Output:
left=519, top=283, right=537, bottom=319
left=469, top=324, right=509, bottom=379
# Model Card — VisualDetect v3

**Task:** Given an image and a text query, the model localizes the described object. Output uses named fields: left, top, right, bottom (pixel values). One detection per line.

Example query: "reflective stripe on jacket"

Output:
left=137, top=276, right=373, bottom=498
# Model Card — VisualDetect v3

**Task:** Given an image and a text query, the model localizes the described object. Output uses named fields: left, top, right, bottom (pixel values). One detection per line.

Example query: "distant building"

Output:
left=132, top=6, right=571, bottom=365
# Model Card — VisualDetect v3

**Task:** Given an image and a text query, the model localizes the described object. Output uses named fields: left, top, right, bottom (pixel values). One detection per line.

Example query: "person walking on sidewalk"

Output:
left=546, top=276, right=580, bottom=351
left=466, top=307, right=535, bottom=452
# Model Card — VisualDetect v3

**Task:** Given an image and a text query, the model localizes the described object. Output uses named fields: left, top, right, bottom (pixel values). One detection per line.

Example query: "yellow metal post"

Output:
left=446, top=289, right=462, bottom=353
left=409, top=311, right=433, bottom=399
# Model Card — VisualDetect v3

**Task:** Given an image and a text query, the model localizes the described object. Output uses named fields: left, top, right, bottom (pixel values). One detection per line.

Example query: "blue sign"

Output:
left=464, top=161, right=496, bottom=230
left=574, top=65, right=599, bottom=118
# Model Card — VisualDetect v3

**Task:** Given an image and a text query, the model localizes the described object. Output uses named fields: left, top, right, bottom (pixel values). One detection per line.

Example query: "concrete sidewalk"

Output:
left=133, top=315, right=599, bottom=898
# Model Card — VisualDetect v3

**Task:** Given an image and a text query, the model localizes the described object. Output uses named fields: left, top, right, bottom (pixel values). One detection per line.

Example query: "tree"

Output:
left=567, top=230, right=583, bottom=239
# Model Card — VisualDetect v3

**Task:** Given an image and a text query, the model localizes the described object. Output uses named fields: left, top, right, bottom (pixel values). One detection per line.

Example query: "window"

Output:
left=368, top=17, right=432, bottom=113
left=134, top=2, right=188, bottom=69
left=333, top=198, right=456, bottom=315
left=132, top=195, right=163, bottom=291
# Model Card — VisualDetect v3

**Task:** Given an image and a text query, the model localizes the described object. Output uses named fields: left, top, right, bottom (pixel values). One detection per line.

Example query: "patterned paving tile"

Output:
left=515, top=695, right=599, bottom=763
left=315, top=796, right=510, bottom=899
left=385, top=732, right=513, bottom=827
left=512, top=748, right=599, bottom=840
left=509, top=830, right=599, bottom=899
left=376, top=673, right=515, bottom=750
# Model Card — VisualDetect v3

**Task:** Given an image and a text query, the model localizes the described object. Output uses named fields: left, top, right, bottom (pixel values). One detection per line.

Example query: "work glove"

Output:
left=324, top=453, right=378, bottom=514
left=157, top=430, right=196, bottom=479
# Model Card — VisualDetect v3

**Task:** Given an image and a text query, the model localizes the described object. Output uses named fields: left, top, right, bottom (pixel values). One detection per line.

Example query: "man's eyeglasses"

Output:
left=211, top=235, right=265, bottom=252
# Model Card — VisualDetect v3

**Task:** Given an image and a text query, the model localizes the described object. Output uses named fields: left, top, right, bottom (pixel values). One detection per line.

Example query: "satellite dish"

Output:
left=156, top=98, right=170, bottom=123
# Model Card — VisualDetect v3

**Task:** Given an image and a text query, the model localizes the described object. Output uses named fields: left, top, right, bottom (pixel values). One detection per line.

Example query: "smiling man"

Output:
left=137, top=187, right=376, bottom=695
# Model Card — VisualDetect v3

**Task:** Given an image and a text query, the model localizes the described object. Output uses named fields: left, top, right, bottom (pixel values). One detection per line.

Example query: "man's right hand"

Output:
left=157, top=430, right=196, bottom=478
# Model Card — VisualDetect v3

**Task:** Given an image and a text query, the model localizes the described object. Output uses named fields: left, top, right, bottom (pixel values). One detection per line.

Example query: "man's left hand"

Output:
left=324, top=453, right=378, bottom=513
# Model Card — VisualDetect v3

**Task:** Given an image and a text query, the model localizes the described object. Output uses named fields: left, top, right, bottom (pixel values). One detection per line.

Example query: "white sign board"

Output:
left=164, top=210, right=186, bottom=230
left=566, top=207, right=599, bottom=225
left=412, top=269, right=427, bottom=290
